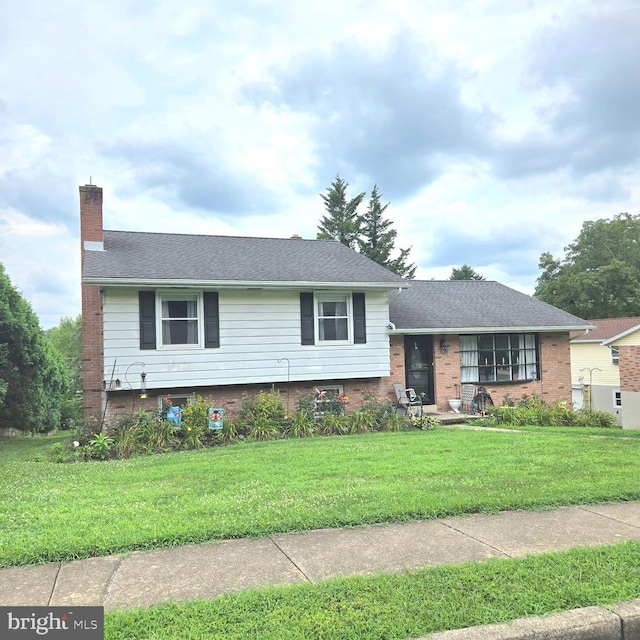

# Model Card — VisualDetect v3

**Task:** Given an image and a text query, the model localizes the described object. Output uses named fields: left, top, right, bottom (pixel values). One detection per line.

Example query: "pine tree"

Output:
left=449, top=265, right=485, bottom=281
left=317, top=175, right=365, bottom=248
left=358, top=185, right=416, bottom=278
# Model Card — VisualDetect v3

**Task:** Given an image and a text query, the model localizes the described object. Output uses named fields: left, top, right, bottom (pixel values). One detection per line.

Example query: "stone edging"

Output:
left=415, top=598, right=640, bottom=639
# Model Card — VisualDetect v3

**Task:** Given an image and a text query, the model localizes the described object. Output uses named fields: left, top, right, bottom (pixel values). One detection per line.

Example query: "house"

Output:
left=570, top=317, right=640, bottom=428
left=80, top=184, right=592, bottom=422
left=388, top=280, right=591, bottom=409
left=80, top=184, right=408, bottom=420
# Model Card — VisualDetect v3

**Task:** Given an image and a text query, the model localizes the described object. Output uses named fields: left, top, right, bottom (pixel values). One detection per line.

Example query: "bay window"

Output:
left=460, top=333, right=539, bottom=383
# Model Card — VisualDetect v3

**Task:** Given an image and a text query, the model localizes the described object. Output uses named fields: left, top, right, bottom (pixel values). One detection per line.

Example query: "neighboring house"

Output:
left=388, top=280, right=591, bottom=410
left=570, top=317, right=640, bottom=428
left=80, top=184, right=592, bottom=422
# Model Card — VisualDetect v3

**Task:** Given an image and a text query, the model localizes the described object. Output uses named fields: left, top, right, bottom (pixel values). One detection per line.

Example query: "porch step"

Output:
left=422, top=404, right=438, bottom=413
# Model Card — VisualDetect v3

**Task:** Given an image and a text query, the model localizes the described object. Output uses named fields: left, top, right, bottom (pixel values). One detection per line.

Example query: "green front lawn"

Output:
left=105, top=542, right=640, bottom=639
left=1, top=428, right=640, bottom=567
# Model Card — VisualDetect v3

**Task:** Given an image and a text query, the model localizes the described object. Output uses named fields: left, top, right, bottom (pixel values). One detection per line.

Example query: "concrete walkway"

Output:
left=1, top=501, right=640, bottom=613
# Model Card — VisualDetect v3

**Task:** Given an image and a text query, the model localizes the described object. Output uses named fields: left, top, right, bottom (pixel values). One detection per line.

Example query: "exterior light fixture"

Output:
left=440, top=338, right=450, bottom=355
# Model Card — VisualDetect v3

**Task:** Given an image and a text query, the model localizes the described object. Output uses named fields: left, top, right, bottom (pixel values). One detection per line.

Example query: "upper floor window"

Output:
left=160, top=294, right=200, bottom=347
left=317, top=296, right=349, bottom=342
left=460, top=333, right=539, bottom=383
left=139, top=290, right=219, bottom=350
left=611, top=346, right=619, bottom=365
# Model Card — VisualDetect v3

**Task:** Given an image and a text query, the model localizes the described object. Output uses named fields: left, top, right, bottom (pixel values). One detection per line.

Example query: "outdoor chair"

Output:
left=461, top=384, right=477, bottom=414
left=393, top=383, right=423, bottom=417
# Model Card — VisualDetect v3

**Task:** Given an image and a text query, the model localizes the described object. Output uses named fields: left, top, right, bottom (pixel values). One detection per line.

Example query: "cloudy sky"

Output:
left=1, top=0, right=638, bottom=328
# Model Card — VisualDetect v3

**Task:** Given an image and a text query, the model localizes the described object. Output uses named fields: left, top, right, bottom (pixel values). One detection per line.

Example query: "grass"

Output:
left=2, top=427, right=640, bottom=567
left=105, top=542, right=640, bottom=639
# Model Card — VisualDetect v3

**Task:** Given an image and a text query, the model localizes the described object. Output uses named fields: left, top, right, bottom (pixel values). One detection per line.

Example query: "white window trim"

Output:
left=315, top=292, right=352, bottom=345
left=611, top=346, right=619, bottom=365
left=156, top=291, right=204, bottom=350
left=613, top=389, right=621, bottom=408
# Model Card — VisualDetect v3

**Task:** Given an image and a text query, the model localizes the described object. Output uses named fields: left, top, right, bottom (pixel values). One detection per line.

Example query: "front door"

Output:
left=404, top=336, right=435, bottom=405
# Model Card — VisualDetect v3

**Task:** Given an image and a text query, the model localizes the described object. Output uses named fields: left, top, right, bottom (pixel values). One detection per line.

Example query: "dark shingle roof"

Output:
left=570, top=316, right=640, bottom=342
left=83, top=231, right=406, bottom=286
left=389, top=280, right=591, bottom=332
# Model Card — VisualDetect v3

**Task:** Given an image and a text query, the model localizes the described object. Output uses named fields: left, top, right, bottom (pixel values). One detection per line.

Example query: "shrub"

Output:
left=238, top=388, right=286, bottom=428
left=361, top=392, right=394, bottom=429
left=88, top=433, right=114, bottom=460
left=317, top=413, right=349, bottom=436
left=247, top=415, right=280, bottom=441
left=346, top=410, right=376, bottom=434
left=284, top=411, right=315, bottom=438
left=46, top=442, right=74, bottom=463
left=177, top=396, right=210, bottom=449
left=485, top=398, right=621, bottom=429
left=412, top=415, right=441, bottom=431
left=377, top=411, right=405, bottom=432
left=575, top=409, right=620, bottom=429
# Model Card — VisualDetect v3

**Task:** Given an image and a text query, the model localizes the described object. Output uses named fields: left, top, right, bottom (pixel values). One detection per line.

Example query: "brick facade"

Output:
left=80, top=185, right=106, bottom=419
left=103, top=377, right=393, bottom=424
left=619, top=346, right=640, bottom=392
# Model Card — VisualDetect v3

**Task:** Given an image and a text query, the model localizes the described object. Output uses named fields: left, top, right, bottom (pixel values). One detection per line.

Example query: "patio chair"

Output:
left=461, top=384, right=477, bottom=414
left=393, top=383, right=423, bottom=417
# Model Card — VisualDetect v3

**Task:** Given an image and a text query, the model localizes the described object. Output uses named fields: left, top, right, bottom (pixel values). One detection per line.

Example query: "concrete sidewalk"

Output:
left=1, top=501, right=640, bottom=613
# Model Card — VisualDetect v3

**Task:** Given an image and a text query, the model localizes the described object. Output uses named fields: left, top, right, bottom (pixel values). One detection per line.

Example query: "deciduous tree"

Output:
left=46, top=315, right=82, bottom=428
left=535, top=213, right=640, bottom=318
left=0, top=263, right=67, bottom=432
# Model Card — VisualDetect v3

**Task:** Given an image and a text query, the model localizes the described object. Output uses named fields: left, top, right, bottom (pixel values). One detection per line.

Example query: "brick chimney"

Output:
left=80, top=184, right=105, bottom=421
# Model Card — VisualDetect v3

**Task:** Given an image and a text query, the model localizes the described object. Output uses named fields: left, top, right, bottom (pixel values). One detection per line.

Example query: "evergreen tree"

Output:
left=0, top=263, right=68, bottom=432
left=358, top=185, right=416, bottom=278
left=449, top=264, right=485, bottom=280
left=317, top=175, right=365, bottom=248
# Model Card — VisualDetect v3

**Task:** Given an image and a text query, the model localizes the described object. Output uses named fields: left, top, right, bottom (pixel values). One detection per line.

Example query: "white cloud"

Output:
left=0, top=0, right=637, bottom=328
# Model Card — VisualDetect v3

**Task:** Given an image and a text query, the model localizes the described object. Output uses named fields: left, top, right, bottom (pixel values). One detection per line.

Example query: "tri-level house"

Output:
left=80, top=184, right=592, bottom=422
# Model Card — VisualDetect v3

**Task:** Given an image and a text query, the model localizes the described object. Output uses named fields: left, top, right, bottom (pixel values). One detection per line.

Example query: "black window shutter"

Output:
left=204, top=292, right=220, bottom=348
left=300, top=292, right=314, bottom=345
left=139, top=291, right=156, bottom=350
left=353, top=292, right=366, bottom=344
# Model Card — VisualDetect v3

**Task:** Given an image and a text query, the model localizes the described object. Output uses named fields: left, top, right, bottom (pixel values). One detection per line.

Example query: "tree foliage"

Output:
left=0, top=263, right=68, bottom=432
left=317, top=176, right=365, bottom=248
left=449, top=264, right=485, bottom=281
left=358, top=185, right=416, bottom=278
left=46, top=315, right=82, bottom=428
left=534, top=213, right=640, bottom=318
left=318, top=176, right=416, bottom=278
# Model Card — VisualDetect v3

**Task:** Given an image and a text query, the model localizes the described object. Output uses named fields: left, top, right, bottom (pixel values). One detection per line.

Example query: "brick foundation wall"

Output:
left=80, top=185, right=106, bottom=419
left=103, top=378, right=393, bottom=425
left=619, top=346, right=640, bottom=392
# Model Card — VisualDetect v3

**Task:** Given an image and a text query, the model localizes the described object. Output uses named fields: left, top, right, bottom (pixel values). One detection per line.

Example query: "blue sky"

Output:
left=0, top=0, right=638, bottom=328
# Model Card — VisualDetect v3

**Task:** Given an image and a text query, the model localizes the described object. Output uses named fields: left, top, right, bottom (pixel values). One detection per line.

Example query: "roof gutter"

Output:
left=82, top=277, right=410, bottom=291
left=390, top=324, right=594, bottom=335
